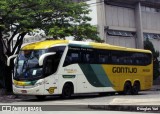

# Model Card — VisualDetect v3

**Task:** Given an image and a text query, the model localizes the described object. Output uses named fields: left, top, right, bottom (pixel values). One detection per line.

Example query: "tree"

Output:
left=0, top=0, right=101, bottom=92
left=144, top=38, right=160, bottom=80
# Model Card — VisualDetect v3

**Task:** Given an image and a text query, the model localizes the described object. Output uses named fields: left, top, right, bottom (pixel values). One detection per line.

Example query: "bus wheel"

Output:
left=132, top=82, right=140, bottom=95
left=123, top=82, right=132, bottom=95
left=35, top=95, right=46, bottom=100
left=99, top=92, right=108, bottom=96
left=61, top=83, right=73, bottom=99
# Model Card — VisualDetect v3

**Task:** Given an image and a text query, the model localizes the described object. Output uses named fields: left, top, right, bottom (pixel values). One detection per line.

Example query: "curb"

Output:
left=88, top=105, right=160, bottom=113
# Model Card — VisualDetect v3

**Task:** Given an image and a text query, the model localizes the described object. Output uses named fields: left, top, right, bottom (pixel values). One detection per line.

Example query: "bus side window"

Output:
left=97, top=49, right=109, bottom=64
left=64, top=53, right=72, bottom=66
left=44, top=56, right=55, bottom=76
left=111, top=51, right=121, bottom=64
left=81, top=48, right=95, bottom=64
left=71, top=53, right=80, bottom=63
left=63, top=50, right=80, bottom=67
left=82, top=53, right=95, bottom=64
left=83, top=54, right=91, bottom=63
left=99, top=56, right=105, bottom=63
left=131, top=52, right=152, bottom=66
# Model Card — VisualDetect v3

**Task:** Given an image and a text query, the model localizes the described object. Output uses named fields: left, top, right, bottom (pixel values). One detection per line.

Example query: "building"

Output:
left=97, top=0, right=160, bottom=57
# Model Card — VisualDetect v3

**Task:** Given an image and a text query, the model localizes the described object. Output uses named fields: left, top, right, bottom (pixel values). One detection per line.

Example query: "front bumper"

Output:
left=13, top=85, right=44, bottom=95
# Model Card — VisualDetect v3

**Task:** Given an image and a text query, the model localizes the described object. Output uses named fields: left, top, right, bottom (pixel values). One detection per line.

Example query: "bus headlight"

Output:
left=34, top=79, right=45, bottom=87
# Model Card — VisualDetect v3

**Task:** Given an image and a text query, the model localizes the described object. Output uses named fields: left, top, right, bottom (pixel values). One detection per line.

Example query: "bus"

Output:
left=8, top=40, right=153, bottom=99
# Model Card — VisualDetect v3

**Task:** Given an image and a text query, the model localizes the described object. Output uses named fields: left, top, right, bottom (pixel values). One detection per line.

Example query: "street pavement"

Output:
left=0, top=85, right=160, bottom=113
left=89, top=85, right=160, bottom=113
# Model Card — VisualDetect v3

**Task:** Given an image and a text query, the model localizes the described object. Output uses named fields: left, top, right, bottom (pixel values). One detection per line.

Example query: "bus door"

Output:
left=43, top=55, right=59, bottom=95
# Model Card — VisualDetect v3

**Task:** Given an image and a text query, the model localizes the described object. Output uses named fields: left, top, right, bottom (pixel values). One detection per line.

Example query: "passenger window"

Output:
left=82, top=48, right=95, bottom=64
left=63, top=47, right=81, bottom=66
left=44, top=55, right=55, bottom=76
left=43, top=53, right=61, bottom=76
left=97, top=49, right=109, bottom=64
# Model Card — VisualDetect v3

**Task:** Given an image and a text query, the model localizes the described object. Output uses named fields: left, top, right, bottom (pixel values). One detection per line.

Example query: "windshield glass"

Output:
left=14, top=50, right=46, bottom=80
left=14, top=46, right=66, bottom=81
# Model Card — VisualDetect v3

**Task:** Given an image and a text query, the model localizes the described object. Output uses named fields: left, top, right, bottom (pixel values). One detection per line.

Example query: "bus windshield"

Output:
left=14, top=50, right=46, bottom=80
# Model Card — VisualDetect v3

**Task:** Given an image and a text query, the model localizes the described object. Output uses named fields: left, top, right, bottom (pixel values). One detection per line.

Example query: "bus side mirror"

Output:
left=39, top=52, right=56, bottom=66
left=7, top=55, right=17, bottom=66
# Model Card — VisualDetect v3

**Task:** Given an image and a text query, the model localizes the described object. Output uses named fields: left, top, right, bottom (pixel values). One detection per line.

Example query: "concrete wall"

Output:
left=96, top=0, right=160, bottom=61
left=142, top=6, right=160, bottom=34
left=106, top=35, right=136, bottom=48
left=97, top=0, right=107, bottom=41
left=103, top=4, right=137, bottom=48
left=97, top=1, right=160, bottom=51
left=105, top=5, right=136, bottom=30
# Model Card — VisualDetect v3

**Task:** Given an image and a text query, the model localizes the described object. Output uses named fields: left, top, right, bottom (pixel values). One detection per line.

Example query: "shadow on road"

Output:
left=18, top=91, right=149, bottom=102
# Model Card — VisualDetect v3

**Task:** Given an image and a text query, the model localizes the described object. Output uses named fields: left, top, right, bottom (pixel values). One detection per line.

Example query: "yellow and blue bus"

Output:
left=9, top=40, right=153, bottom=99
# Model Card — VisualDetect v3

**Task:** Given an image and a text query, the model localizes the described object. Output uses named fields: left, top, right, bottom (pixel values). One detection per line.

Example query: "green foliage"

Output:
left=0, top=0, right=102, bottom=91
left=144, top=38, right=160, bottom=80
left=0, top=0, right=102, bottom=53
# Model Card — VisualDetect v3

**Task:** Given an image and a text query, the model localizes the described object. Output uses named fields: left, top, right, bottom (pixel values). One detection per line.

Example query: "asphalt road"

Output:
left=0, top=89, right=160, bottom=113
left=0, top=111, right=150, bottom=114
left=13, top=90, right=160, bottom=105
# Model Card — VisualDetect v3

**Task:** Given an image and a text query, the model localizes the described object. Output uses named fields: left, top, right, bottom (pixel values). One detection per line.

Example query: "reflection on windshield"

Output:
left=15, top=50, right=46, bottom=80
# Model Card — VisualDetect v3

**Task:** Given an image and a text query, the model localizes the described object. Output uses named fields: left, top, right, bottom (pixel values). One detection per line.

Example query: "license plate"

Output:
left=21, top=90, right=27, bottom=93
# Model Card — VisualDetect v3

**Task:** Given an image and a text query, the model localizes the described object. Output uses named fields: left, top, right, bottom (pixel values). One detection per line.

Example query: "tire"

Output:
left=99, top=92, right=108, bottom=96
left=99, top=92, right=115, bottom=96
left=123, top=82, right=132, bottom=95
left=61, top=83, right=73, bottom=99
left=132, top=82, right=140, bottom=95
left=108, top=92, right=115, bottom=95
left=35, top=95, right=46, bottom=100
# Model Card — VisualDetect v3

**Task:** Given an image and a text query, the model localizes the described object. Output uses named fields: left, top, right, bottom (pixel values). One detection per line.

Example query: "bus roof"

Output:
left=21, top=40, right=69, bottom=50
left=21, top=40, right=151, bottom=53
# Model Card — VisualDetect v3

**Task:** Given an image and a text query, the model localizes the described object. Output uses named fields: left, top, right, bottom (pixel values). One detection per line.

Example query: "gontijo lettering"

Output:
left=112, top=67, right=137, bottom=73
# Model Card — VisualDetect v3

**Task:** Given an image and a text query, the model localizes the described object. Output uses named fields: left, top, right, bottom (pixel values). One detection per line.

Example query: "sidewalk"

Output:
left=0, top=88, right=35, bottom=103
left=88, top=85, right=160, bottom=113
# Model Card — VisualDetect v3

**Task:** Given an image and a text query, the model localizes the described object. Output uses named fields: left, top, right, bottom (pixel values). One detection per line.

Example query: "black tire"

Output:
left=132, top=82, right=140, bottom=95
left=99, top=92, right=108, bottom=96
left=123, top=82, right=132, bottom=95
left=35, top=95, right=46, bottom=100
left=108, top=92, right=115, bottom=95
left=99, top=92, right=115, bottom=96
left=61, top=83, right=73, bottom=99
